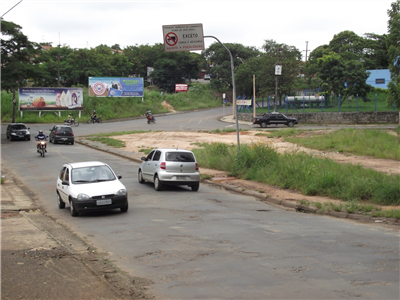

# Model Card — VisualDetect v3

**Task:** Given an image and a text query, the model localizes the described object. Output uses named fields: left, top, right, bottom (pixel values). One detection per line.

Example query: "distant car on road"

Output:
left=49, top=125, right=74, bottom=145
left=138, top=148, right=200, bottom=191
left=6, top=123, right=31, bottom=141
left=56, top=161, right=128, bottom=217
left=253, top=112, right=298, bottom=128
left=204, top=74, right=211, bottom=80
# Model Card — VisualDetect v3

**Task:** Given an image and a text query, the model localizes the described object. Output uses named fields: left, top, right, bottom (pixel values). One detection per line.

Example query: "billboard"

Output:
left=175, top=84, right=188, bottom=92
left=89, top=77, right=144, bottom=97
left=19, top=87, right=83, bottom=111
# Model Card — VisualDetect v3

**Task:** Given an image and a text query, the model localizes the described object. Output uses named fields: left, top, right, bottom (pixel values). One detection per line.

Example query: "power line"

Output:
left=1, top=0, right=23, bottom=18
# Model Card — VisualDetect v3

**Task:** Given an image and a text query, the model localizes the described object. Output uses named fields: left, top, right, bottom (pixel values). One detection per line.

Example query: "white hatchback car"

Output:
left=138, top=148, right=200, bottom=191
left=56, top=161, right=128, bottom=216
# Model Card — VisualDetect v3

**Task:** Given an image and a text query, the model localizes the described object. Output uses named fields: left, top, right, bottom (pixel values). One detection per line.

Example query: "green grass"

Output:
left=87, top=130, right=152, bottom=137
left=87, top=137, right=125, bottom=148
left=284, top=128, right=400, bottom=161
left=192, top=141, right=400, bottom=206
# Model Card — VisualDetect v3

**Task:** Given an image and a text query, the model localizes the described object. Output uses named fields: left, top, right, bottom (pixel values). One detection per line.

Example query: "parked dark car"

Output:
left=6, top=123, right=31, bottom=141
left=253, top=112, right=298, bottom=128
left=49, top=125, right=74, bottom=145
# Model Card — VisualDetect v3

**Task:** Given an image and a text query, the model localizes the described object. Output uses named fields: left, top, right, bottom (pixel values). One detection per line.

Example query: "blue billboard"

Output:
left=88, top=77, right=144, bottom=97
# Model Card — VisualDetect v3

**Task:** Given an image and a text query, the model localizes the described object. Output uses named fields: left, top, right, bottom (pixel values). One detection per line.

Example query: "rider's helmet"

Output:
left=39, top=130, right=43, bottom=134
left=93, top=110, right=96, bottom=113
left=69, top=113, right=72, bottom=116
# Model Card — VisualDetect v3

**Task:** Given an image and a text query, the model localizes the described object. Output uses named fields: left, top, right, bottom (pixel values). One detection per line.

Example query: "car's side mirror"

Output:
left=118, top=175, right=122, bottom=179
left=141, top=157, right=147, bottom=161
left=62, top=180, right=69, bottom=186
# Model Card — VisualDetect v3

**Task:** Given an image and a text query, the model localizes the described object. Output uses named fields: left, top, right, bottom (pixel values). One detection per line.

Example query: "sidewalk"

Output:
left=1, top=165, right=152, bottom=300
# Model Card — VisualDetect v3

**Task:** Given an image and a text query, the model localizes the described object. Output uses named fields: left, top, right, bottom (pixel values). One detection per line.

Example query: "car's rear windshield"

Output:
left=57, top=127, right=72, bottom=133
left=166, top=152, right=195, bottom=162
left=11, top=125, right=27, bottom=130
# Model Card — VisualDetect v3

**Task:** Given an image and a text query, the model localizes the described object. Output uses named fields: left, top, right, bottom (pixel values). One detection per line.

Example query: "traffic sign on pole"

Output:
left=162, top=24, right=205, bottom=52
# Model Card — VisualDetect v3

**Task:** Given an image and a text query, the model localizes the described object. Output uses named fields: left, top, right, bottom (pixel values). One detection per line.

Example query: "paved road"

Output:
left=1, top=109, right=399, bottom=299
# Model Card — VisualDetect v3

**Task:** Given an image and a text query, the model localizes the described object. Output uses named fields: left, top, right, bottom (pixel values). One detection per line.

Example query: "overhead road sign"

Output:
left=162, top=23, right=205, bottom=52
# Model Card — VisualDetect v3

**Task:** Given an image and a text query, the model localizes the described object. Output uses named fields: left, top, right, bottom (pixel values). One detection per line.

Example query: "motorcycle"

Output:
left=64, top=118, right=79, bottom=127
left=87, top=117, right=102, bottom=124
left=146, top=111, right=156, bottom=124
left=36, top=137, right=47, bottom=158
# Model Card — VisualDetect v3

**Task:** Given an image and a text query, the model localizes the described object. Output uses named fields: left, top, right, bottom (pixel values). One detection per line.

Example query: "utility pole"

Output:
left=304, top=41, right=309, bottom=62
left=57, top=33, right=61, bottom=86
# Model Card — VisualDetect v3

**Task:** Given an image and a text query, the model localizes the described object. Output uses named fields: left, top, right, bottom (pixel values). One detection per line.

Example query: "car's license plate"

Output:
left=96, top=199, right=112, bottom=206
left=61, top=138, right=67, bottom=140
left=176, top=176, right=186, bottom=180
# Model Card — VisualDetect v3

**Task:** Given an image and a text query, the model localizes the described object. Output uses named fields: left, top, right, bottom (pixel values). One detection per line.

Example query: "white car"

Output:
left=138, top=148, right=200, bottom=191
left=56, top=161, right=128, bottom=217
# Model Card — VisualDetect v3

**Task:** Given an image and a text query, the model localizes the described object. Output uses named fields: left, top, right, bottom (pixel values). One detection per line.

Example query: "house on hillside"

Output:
left=366, top=69, right=390, bottom=89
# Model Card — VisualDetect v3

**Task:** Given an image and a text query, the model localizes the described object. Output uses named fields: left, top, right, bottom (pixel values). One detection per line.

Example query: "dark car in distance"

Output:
left=6, top=123, right=31, bottom=141
left=49, top=125, right=74, bottom=145
left=253, top=112, right=298, bottom=128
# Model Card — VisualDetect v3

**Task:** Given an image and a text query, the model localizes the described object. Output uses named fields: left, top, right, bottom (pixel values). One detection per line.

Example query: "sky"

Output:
left=1, top=0, right=394, bottom=60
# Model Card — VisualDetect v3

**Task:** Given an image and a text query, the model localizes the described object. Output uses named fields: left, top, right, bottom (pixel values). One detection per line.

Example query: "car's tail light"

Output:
left=160, top=162, right=166, bottom=169
left=54, top=131, right=58, bottom=135
left=254, top=118, right=258, bottom=122
left=71, top=132, right=74, bottom=136
left=196, top=163, right=199, bottom=171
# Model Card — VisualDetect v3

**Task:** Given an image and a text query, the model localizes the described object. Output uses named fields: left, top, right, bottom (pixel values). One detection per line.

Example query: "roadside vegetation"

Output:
left=0, top=84, right=222, bottom=124
left=191, top=138, right=400, bottom=207
left=264, top=127, right=400, bottom=161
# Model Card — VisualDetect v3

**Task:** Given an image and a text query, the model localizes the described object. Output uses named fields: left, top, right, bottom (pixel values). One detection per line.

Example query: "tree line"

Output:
left=1, top=0, right=398, bottom=107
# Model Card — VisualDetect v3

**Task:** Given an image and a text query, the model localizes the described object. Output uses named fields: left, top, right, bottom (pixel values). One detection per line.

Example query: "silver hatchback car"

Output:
left=138, top=148, right=200, bottom=191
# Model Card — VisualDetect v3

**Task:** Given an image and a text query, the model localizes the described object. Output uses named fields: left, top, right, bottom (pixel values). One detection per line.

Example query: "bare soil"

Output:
left=115, top=130, right=400, bottom=211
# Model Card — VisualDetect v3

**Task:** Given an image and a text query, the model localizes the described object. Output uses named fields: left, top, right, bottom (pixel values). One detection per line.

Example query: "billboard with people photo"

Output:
left=19, top=88, right=84, bottom=111
left=88, top=77, right=144, bottom=97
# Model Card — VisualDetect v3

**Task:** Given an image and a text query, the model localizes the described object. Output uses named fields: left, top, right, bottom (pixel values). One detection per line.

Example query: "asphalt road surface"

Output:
left=2, top=108, right=399, bottom=299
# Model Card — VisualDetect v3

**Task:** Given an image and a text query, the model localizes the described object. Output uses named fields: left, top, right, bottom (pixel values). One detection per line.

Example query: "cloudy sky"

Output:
left=1, top=0, right=394, bottom=60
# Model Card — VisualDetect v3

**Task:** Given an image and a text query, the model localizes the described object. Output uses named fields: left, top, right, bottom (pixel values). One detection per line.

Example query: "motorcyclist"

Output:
left=91, top=110, right=97, bottom=123
left=35, top=130, right=47, bottom=152
left=146, top=110, right=153, bottom=121
left=67, top=113, right=73, bottom=124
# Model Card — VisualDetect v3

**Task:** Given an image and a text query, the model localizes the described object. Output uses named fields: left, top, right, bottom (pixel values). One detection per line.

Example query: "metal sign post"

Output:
left=274, top=65, right=282, bottom=111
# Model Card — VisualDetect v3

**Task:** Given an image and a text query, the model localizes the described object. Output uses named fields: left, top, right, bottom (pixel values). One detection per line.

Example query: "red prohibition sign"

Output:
left=165, top=32, right=178, bottom=46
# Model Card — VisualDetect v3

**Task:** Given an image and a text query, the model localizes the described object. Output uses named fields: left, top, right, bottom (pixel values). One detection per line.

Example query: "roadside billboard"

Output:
left=175, top=84, right=188, bottom=92
left=18, top=87, right=83, bottom=111
left=88, top=77, right=144, bottom=97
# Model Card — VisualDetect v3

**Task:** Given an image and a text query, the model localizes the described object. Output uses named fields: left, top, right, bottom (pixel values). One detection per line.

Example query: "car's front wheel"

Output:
left=260, top=122, right=267, bottom=128
left=120, top=203, right=128, bottom=213
left=138, top=169, right=145, bottom=183
left=154, top=175, right=163, bottom=191
left=69, top=200, right=78, bottom=217
left=288, top=121, right=294, bottom=127
left=57, top=193, right=65, bottom=209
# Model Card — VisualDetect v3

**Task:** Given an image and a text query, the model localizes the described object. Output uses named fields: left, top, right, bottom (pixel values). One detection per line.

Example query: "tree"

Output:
left=235, top=40, right=301, bottom=99
left=329, top=30, right=365, bottom=62
left=316, top=52, right=372, bottom=102
left=386, top=0, right=400, bottom=106
left=151, top=52, right=201, bottom=92
left=1, top=20, right=43, bottom=92
left=363, top=33, right=389, bottom=70
left=202, top=43, right=260, bottom=89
